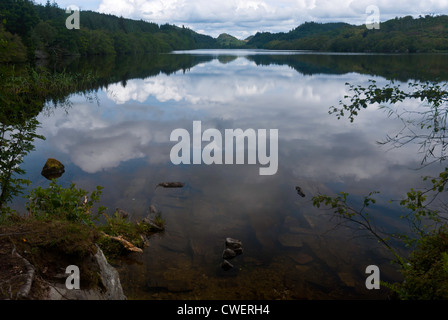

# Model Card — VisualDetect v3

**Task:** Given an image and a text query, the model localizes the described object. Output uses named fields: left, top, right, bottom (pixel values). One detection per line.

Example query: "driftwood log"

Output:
left=100, top=232, right=143, bottom=253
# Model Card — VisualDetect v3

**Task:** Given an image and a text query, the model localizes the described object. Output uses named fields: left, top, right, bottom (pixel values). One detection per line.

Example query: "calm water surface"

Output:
left=18, top=50, right=448, bottom=299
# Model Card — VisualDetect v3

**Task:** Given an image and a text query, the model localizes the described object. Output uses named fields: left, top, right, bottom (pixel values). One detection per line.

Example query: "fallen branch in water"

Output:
left=100, top=232, right=143, bottom=253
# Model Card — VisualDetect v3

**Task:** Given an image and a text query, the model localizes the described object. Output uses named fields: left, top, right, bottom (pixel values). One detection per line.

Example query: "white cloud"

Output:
left=33, top=0, right=448, bottom=38
left=94, top=0, right=448, bottom=38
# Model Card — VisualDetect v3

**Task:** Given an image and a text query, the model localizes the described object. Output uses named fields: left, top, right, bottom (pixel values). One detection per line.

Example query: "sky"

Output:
left=35, top=0, right=448, bottom=39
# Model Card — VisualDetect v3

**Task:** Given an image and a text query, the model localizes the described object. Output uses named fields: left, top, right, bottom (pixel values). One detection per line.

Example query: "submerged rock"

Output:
left=155, top=182, right=185, bottom=189
left=220, top=238, right=243, bottom=271
left=222, top=248, right=237, bottom=260
left=288, top=252, right=314, bottom=265
left=41, top=158, right=65, bottom=180
left=47, top=246, right=127, bottom=300
left=141, top=216, right=165, bottom=231
left=295, top=186, right=305, bottom=197
left=225, top=238, right=243, bottom=255
left=149, top=204, right=159, bottom=214
left=114, top=208, right=130, bottom=219
left=221, top=260, right=234, bottom=271
left=278, top=233, right=303, bottom=248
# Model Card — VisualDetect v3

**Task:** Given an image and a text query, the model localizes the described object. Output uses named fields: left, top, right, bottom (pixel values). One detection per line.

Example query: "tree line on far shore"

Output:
left=1, top=0, right=448, bottom=64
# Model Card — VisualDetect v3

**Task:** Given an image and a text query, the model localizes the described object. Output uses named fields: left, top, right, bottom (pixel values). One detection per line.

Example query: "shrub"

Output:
left=391, top=226, right=448, bottom=299
left=25, top=179, right=106, bottom=226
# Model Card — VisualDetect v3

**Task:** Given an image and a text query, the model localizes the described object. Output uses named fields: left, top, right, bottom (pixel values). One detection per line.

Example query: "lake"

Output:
left=17, top=50, right=448, bottom=299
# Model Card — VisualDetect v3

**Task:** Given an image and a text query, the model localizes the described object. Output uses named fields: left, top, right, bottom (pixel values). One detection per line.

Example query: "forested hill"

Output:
left=246, top=15, right=448, bottom=53
left=1, top=0, right=448, bottom=63
left=0, top=0, right=219, bottom=62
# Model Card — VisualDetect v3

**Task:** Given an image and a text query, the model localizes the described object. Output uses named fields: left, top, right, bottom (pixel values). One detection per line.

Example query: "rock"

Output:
left=92, top=246, right=127, bottom=300
left=149, top=205, right=159, bottom=214
left=220, top=238, right=243, bottom=271
left=338, top=272, right=356, bottom=288
left=141, top=217, right=165, bottom=231
left=159, top=233, right=188, bottom=253
left=289, top=252, right=313, bottom=265
left=225, top=238, right=243, bottom=255
left=278, top=233, right=303, bottom=248
left=114, top=208, right=129, bottom=219
left=0, top=222, right=126, bottom=300
left=222, top=248, right=236, bottom=260
left=47, top=246, right=126, bottom=300
left=295, top=186, right=305, bottom=197
left=221, top=260, right=234, bottom=271
left=155, top=182, right=185, bottom=189
left=41, top=158, right=65, bottom=180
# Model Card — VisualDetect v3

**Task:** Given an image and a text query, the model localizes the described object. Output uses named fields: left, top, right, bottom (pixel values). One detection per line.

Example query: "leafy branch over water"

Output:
left=331, top=79, right=448, bottom=165
left=313, top=80, right=448, bottom=299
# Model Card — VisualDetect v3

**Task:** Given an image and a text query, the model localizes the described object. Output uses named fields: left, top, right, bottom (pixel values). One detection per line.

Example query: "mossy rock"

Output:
left=41, top=158, right=65, bottom=180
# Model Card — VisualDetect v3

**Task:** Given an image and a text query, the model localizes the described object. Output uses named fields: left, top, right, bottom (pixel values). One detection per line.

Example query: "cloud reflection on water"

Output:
left=28, top=53, right=448, bottom=299
left=37, top=57, right=435, bottom=194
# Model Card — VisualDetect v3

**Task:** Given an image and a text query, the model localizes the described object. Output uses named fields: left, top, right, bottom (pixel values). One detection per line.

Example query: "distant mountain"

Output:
left=216, top=33, right=246, bottom=48
left=244, top=35, right=254, bottom=42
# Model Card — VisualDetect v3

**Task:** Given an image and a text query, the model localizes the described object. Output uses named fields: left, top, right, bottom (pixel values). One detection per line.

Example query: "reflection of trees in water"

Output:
left=0, top=53, right=216, bottom=213
left=57, top=53, right=216, bottom=89
left=58, top=52, right=448, bottom=91
left=247, top=53, right=448, bottom=82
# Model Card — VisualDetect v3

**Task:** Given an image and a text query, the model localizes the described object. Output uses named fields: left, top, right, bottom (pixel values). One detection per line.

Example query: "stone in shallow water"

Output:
left=225, top=238, right=243, bottom=255
left=220, top=238, right=243, bottom=272
left=337, top=272, right=356, bottom=288
left=222, top=248, right=236, bottom=260
left=277, top=233, right=303, bottom=248
left=288, top=252, right=313, bottom=265
left=41, top=158, right=65, bottom=180
left=295, top=186, right=306, bottom=197
left=221, top=259, right=234, bottom=271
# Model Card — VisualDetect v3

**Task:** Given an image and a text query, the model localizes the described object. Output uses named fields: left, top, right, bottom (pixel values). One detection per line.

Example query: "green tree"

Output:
left=0, top=118, right=44, bottom=211
left=0, top=0, right=39, bottom=38
left=0, top=25, right=27, bottom=62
